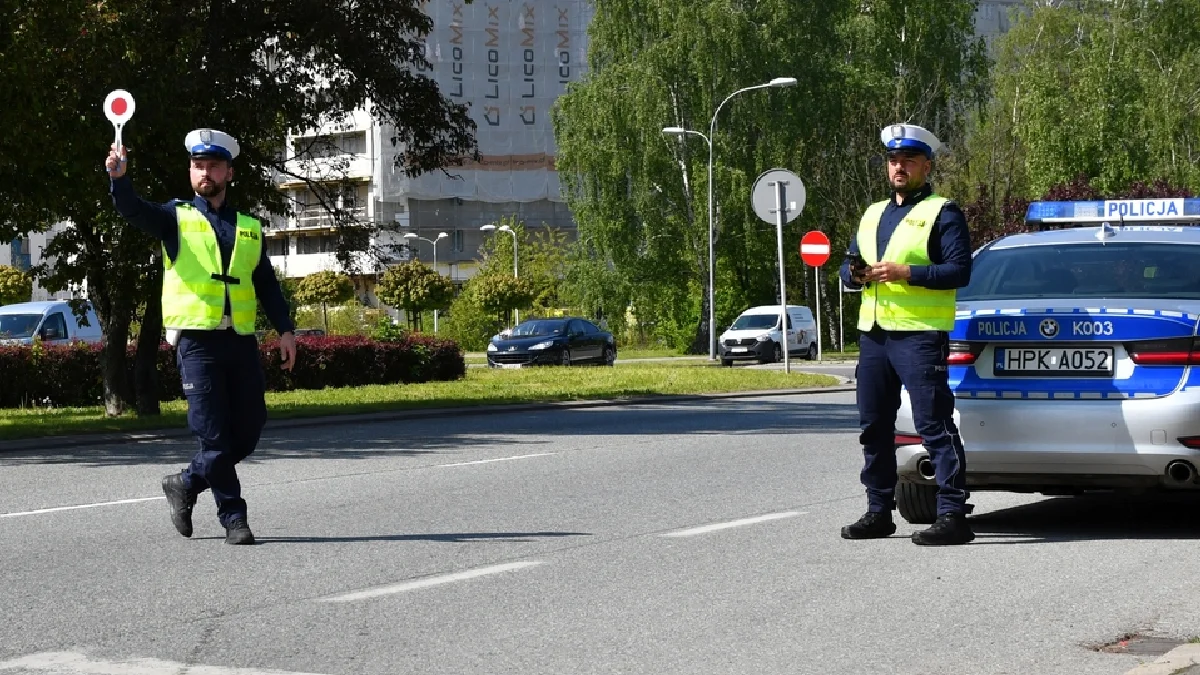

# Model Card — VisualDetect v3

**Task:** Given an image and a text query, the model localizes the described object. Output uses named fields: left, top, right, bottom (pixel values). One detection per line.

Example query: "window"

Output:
left=453, top=229, right=465, bottom=252
left=266, top=237, right=289, bottom=256
left=41, top=313, right=68, bottom=340
left=297, top=234, right=339, bottom=254
left=581, top=320, right=600, bottom=334
left=292, top=131, right=367, bottom=158
left=959, top=242, right=1200, bottom=301
left=10, top=237, right=30, bottom=272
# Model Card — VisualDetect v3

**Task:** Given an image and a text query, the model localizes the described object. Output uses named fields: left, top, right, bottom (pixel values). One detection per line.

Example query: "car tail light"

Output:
left=895, top=433, right=923, bottom=445
left=1127, top=337, right=1200, bottom=366
left=1178, top=436, right=1200, bottom=449
left=947, top=340, right=984, bottom=365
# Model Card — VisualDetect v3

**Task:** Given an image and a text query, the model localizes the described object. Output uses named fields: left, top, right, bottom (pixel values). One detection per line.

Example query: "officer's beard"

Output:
left=194, top=179, right=227, bottom=199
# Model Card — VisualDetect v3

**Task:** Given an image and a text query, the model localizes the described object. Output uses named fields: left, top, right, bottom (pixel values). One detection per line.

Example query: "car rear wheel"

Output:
left=721, top=359, right=733, bottom=367
left=897, top=480, right=938, bottom=525
left=603, top=346, right=616, bottom=366
left=805, top=342, right=817, bottom=360
left=561, top=349, right=571, bottom=366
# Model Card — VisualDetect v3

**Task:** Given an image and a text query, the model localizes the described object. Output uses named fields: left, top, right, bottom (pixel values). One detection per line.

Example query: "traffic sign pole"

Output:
left=751, top=168, right=806, bottom=375
left=798, top=230, right=831, bottom=361
left=774, top=179, right=790, bottom=374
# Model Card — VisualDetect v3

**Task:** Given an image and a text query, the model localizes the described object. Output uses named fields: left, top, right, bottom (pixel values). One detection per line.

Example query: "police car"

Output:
left=893, top=197, right=1200, bottom=523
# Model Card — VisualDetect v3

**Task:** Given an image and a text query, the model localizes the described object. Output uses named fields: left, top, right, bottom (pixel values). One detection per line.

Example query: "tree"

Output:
left=0, top=0, right=476, bottom=415
left=476, top=217, right=571, bottom=316
left=0, top=266, right=32, bottom=306
left=294, top=271, right=355, bottom=333
left=375, top=260, right=454, bottom=332
left=552, top=0, right=985, bottom=353
left=963, top=1, right=1200, bottom=200
left=473, top=275, right=534, bottom=324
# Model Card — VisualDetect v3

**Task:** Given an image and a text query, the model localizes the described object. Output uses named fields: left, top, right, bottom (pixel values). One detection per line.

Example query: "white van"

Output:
left=719, top=304, right=817, bottom=365
left=0, top=300, right=103, bottom=346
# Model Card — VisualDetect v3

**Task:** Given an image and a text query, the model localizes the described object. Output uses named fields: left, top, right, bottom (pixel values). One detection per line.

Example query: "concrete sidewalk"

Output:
left=1123, top=643, right=1200, bottom=674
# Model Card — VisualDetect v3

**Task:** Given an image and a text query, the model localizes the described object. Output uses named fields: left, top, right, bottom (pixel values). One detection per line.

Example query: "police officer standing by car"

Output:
left=838, top=124, right=975, bottom=546
left=105, top=129, right=297, bottom=545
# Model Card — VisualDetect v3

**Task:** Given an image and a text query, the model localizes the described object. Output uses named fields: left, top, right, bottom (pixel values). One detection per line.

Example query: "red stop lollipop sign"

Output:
left=103, top=89, right=136, bottom=147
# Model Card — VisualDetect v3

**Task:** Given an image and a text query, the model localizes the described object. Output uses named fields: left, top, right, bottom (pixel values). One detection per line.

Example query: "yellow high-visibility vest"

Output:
left=162, top=204, right=261, bottom=335
left=856, top=196, right=956, bottom=332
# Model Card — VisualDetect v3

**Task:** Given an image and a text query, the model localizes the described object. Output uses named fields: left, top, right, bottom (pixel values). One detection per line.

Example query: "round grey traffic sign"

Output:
left=751, top=169, right=805, bottom=225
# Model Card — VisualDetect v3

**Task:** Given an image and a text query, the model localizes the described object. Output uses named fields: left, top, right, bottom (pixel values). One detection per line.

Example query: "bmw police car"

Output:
left=892, top=197, right=1200, bottom=523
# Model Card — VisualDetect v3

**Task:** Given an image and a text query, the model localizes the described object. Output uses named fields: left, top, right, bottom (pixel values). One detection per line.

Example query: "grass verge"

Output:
left=0, top=365, right=842, bottom=441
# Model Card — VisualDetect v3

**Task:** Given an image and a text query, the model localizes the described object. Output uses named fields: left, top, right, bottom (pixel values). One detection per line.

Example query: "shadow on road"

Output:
left=1, top=398, right=860, bottom=468
left=195, top=531, right=592, bottom=545
left=968, top=492, right=1200, bottom=543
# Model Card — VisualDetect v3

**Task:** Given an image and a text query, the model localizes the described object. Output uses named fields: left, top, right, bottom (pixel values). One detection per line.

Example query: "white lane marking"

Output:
left=0, top=454, right=555, bottom=520
left=0, top=651, right=329, bottom=674
left=435, top=452, right=556, bottom=467
left=0, top=497, right=163, bottom=519
left=317, top=561, right=544, bottom=603
left=661, top=511, right=805, bottom=537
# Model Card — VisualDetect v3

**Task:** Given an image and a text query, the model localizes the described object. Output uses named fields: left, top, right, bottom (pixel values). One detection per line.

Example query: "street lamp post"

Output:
left=662, top=76, right=798, bottom=360
left=402, top=231, right=449, bottom=333
left=480, top=223, right=520, bottom=326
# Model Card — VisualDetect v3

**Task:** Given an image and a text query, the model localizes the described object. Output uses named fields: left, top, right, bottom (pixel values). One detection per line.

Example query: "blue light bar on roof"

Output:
left=1025, top=198, right=1200, bottom=223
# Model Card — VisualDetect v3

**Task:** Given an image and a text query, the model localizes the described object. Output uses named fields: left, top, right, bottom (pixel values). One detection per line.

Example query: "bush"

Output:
left=0, top=334, right=465, bottom=409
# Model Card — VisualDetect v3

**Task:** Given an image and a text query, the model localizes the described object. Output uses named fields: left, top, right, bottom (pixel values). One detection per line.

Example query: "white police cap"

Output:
left=880, top=123, right=941, bottom=159
left=184, top=128, right=240, bottom=161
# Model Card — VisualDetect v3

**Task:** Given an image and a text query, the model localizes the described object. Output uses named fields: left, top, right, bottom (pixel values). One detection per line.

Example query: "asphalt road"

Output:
left=1, top=391, right=1197, bottom=675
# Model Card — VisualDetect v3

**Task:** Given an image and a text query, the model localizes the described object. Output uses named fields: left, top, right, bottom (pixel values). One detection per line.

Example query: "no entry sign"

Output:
left=799, top=230, right=831, bottom=266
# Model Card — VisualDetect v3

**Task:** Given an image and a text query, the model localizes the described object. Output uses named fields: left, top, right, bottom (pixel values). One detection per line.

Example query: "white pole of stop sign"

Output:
left=774, top=180, right=790, bottom=374
left=816, top=265, right=822, bottom=361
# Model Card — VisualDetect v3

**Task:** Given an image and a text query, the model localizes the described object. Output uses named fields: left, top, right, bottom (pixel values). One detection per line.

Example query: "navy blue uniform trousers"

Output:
left=856, top=327, right=969, bottom=515
left=177, top=328, right=267, bottom=527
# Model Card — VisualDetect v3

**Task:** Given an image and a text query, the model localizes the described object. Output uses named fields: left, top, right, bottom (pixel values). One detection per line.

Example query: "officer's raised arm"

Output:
left=106, top=144, right=179, bottom=244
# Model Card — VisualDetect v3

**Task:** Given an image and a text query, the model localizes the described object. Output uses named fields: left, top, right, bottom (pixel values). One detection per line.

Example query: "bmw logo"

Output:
left=1039, top=319, right=1059, bottom=339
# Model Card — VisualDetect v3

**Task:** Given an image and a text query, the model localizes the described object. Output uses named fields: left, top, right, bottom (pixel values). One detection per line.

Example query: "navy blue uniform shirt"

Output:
left=110, top=175, right=296, bottom=335
left=838, top=183, right=972, bottom=291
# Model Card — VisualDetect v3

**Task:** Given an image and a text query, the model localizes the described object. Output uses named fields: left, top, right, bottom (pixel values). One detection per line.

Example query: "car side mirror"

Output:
left=41, top=327, right=62, bottom=340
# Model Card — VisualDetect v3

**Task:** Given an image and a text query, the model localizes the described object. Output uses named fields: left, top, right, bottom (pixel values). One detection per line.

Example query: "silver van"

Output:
left=0, top=300, right=104, bottom=346
left=719, top=304, right=817, bottom=365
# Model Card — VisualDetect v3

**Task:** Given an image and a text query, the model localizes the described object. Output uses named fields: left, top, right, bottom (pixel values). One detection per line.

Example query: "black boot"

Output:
left=224, top=518, right=256, bottom=545
left=911, top=513, right=975, bottom=546
left=840, top=511, right=897, bottom=539
left=161, top=473, right=196, bottom=538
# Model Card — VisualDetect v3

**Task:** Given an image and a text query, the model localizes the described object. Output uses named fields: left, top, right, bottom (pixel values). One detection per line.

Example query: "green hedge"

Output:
left=0, top=335, right=465, bottom=408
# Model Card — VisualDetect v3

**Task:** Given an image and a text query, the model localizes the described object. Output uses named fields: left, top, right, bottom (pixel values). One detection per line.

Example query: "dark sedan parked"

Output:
left=487, top=317, right=617, bottom=368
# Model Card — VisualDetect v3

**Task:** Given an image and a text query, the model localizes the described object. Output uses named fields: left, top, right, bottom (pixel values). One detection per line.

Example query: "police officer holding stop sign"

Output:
left=106, top=129, right=297, bottom=545
left=838, top=124, right=975, bottom=546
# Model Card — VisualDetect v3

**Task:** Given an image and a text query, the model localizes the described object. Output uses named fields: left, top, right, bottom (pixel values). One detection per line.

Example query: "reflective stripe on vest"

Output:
left=856, top=195, right=956, bottom=332
left=162, top=204, right=262, bottom=335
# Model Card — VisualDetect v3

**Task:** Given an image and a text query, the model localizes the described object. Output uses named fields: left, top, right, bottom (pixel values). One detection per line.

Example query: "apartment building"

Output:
left=266, top=0, right=595, bottom=307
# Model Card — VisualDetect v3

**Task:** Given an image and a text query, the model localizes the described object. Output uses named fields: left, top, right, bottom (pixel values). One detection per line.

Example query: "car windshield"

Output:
left=508, top=320, right=567, bottom=338
left=959, top=242, right=1200, bottom=301
left=0, top=314, right=41, bottom=339
left=729, top=314, right=779, bottom=331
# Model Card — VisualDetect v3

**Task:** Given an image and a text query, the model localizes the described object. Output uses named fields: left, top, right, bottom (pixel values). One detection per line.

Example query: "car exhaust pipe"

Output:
left=917, top=457, right=936, bottom=480
left=1165, top=460, right=1197, bottom=484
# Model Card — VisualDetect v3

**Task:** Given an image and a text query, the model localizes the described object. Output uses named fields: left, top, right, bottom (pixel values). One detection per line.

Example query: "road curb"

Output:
left=1123, top=644, right=1200, bottom=674
left=0, top=384, right=856, bottom=453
